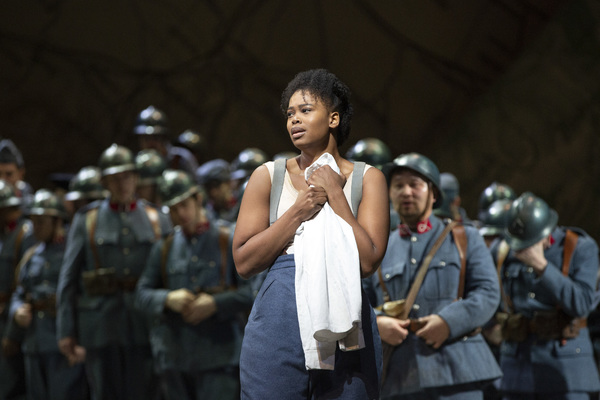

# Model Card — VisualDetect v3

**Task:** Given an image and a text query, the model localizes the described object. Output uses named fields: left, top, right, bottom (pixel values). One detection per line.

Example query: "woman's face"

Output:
left=286, top=90, right=337, bottom=149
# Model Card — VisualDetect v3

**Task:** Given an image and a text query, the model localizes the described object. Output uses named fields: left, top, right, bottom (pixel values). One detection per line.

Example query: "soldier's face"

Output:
left=31, top=215, right=56, bottom=242
left=169, top=196, right=198, bottom=235
left=0, top=163, right=24, bottom=186
left=389, top=170, right=434, bottom=223
left=104, top=171, right=138, bottom=204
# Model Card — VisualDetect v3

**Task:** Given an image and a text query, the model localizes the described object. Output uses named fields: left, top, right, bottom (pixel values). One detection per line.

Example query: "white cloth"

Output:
left=294, top=153, right=364, bottom=370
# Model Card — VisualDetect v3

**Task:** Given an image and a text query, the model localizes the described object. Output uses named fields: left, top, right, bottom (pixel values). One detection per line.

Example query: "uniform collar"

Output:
left=109, top=200, right=137, bottom=212
left=184, top=220, right=211, bottom=239
left=398, top=218, right=432, bottom=237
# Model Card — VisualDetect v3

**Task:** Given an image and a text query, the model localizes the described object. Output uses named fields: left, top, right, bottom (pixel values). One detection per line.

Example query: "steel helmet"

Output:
left=0, top=139, right=24, bottom=168
left=64, top=166, right=108, bottom=201
left=98, top=144, right=137, bottom=177
left=158, top=169, right=200, bottom=207
left=177, top=129, right=204, bottom=151
left=504, top=192, right=558, bottom=251
left=135, top=149, right=167, bottom=186
left=345, top=138, right=392, bottom=169
left=133, top=105, right=170, bottom=136
left=27, top=189, right=68, bottom=220
left=434, top=172, right=460, bottom=218
left=478, top=182, right=516, bottom=221
left=478, top=199, right=512, bottom=237
left=230, top=148, right=269, bottom=180
left=383, top=152, right=444, bottom=208
left=196, top=159, right=231, bottom=186
left=0, top=180, right=22, bottom=208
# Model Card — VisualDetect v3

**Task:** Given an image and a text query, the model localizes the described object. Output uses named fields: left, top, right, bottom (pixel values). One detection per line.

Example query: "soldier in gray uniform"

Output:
left=0, top=139, right=33, bottom=209
left=64, top=166, right=108, bottom=218
left=8, top=189, right=89, bottom=400
left=133, top=105, right=199, bottom=177
left=363, top=153, right=502, bottom=400
left=0, top=180, right=36, bottom=400
left=196, top=159, right=237, bottom=226
left=56, top=144, right=172, bottom=400
left=491, top=192, right=600, bottom=399
left=136, top=169, right=253, bottom=400
left=135, top=149, right=167, bottom=206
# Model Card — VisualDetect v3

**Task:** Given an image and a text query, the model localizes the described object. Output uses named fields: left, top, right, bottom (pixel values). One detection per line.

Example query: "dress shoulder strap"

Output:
left=350, top=161, right=365, bottom=218
left=269, top=159, right=287, bottom=225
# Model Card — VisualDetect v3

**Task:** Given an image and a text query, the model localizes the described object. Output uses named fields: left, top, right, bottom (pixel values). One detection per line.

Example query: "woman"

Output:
left=233, top=69, right=390, bottom=399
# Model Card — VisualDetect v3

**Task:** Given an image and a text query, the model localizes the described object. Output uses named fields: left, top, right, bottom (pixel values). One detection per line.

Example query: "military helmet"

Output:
left=478, top=199, right=512, bottom=237
left=345, top=138, right=392, bottom=169
left=504, top=192, right=558, bottom=251
left=434, top=172, right=460, bottom=218
left=0, top=139, right=24, bottom=168
left=0, top=180, right=22, bottom=208
left=230, top=148, right=269, bottom=180
left=383, top=152, right=444, bottom=208
left=133, top=105, right=169, bottom=136
left=64, top=166, right=108, bottom=201
left=196, top=159, right=231, bottom=186
left=177, top=129, right=204, bottom=151
left=478, top=182, right=516, bottom=221
left=135, top=149, right=167, bottom=186
left=27, top=189, right=68, bottom=220
left=98, top=144, right=137, bottom=177
left=158, top=169, right=200, bottom=207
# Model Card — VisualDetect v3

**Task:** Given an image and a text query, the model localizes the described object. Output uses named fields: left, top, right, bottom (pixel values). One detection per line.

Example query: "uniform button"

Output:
left=385, top=273, right=390, bottom=279
left=527, top=267, right=534, bottom=273
left=37, top=311, right=44, bottom=319
left=440, top=261, right=446, bottom=266
left=191, top=256, right=198, bottom=263
left=576, top=348, right=581, bottom=354
left=123, top=248, right=130, bottom=255
left=412, top=304, right=420, bottom=310
left=410, top=258, right=417, bottom=265
left=124, top=268, right=130, bottom=275
left=411, top=236, right=417, bottom=242
left=528, top=292, right=535, bottom=299
left=209, top=261, right=216, bottom=268
left=462, top=336, right=468, bottom=341
left=97, top=238, right=104, bottom=245
left=122, top=228, right=129, bottom=235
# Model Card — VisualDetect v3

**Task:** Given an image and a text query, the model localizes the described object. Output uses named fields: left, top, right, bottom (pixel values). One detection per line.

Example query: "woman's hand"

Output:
left=292, top=185, right=328, bottom=222
left=306, top=165, right=346, bottom=195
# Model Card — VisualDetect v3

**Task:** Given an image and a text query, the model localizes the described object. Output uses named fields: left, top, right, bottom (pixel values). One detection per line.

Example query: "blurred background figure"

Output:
left=177, top=129, right=205, bottom=166
left=434, top=172, right=472, bottom=224
left=478, top=199, right=512, bottom=248
left=133, top=105, right=198, bottom=177
left=0, top=139, right=33, bottom=209
left=345, top=137, right=392, bottom=170
left=229, top=148, right=268, bottom=198
left=135, top=149, right=167, bottom=206
left=64, top=166, right=108, bottom=218
left=476, top=182, right=516, bottom=224
left=196, top=159, right=237, bottom=226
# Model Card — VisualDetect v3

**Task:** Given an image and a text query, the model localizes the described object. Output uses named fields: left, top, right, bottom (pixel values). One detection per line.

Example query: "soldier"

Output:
left=133, top=105, right=199, bottom=177
left=364, top=153, right=502, bottom=399
left=8, top=189, right=89, bottom=400
left=56, top=144, right=172, bottom=400
left=491, top=192, right=600, bottom=399
left=135, top=169, right=253, bottom=400
left=434, top=172, right=472, bottom=224
left=64, top=166, right=108, bottom=218
left=196, top=159, right=237, bottom=226
left=135, top=149, right=167, bottom=205
left=0, top=139, right=33, bottom=208
left=478, top=199, right=512, bottom=248
left=177, top=129, right=205, bottom=165
left=229, top=148, right=269, bottom=198
left=0, top=180, right=36, bottom=400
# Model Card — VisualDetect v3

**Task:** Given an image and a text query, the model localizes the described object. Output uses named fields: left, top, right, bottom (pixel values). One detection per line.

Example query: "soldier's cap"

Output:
left=196, top=159, right=231, bottom=186
left=504, top=192, right=558, bottom=251
left=0, top=139, right=24, bottom=168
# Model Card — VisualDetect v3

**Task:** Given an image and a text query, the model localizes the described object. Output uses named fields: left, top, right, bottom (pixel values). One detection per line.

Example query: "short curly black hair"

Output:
left=280, top=69, right=353, bottom=147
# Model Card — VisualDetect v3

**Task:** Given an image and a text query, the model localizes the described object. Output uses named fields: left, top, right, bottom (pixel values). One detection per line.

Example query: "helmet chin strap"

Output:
left=417, top=182, right=433, bottom=223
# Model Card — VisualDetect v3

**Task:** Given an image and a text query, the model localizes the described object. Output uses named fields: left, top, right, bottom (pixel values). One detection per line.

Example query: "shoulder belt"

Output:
left=269, top=159, right=365, bottom=225
left=13, top=242, right=42, bottom=293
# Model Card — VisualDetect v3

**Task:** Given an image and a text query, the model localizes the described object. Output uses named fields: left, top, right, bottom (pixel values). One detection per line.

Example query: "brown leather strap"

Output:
left=218, top=226, right=231, bottom=288
left=160, top=233, right=175, bottom=288
left=13, top=243, right=41, bottom=291
left=452, top=224, right=468, bottom=300
left=400, top=221, right=457, bottom=320
left=85, top=208, right=101, bottom=270
left=495, top=240, right=514, bottom=312
left=562, top=229, right=578, bottom=277
left=377, top=267, right=392, bottom=303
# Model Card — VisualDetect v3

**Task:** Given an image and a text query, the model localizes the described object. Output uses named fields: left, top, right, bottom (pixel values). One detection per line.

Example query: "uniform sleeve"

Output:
left=534, top=234, right=599, bottom=317
left=134, top=240, right=170, bottom=317
left=437, top=227, right=501, bottom=339
left=56, top=212, right=86, bottom=340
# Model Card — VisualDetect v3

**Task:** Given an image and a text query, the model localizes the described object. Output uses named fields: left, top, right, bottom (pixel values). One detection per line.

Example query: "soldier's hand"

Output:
left=376, top=316, right=410, bottom=346
left=514, top=238, right=548, bottom=274
left=14, top=303, right=32, bottom=328
left=165, top=288, right=196, bottom=313
left=415, top=314, right=450, bottom=349
left=58, top=337, right=79, bottom=365
left=182, top=292, right=217, bottom=325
